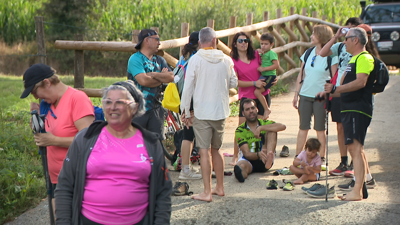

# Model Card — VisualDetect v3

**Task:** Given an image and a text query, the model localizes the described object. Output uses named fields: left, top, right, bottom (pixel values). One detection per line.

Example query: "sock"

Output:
left=183, top=165, right=190, bottom=174
left=353, top=176, right=356, bottom=181
left=366, top=173, right=373, bottom=181
left=341, top=156, right=348, bottom=166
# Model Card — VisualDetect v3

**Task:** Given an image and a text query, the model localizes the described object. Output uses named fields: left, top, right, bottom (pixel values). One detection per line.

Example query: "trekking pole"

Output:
left=31, top=110, right=55, bottom=225
left=325, top=80, right=331, bottom=202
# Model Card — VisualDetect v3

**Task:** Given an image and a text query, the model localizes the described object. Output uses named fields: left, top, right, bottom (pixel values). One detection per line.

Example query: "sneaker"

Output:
left=329, top=163, right=348, bottom=176
left=338, top=179, right=355, bottom=191
left=366, top=178, right=377, bottom=189
left=307, top=185, right=336, bottom=198
left=301, top=183, right=323, bottom=194
left=266, top=179, right=278, bottom=190
left=178, top=170, right=202, bottom=180
left=280, top=145, right=289, bottom=157
left=283, top=181, right=295, bottom=191
left=234, top=165, right=245, bottom=183
left=344, top=162, right=354, bottom=178
left=172, top=181, right=193, bottom=196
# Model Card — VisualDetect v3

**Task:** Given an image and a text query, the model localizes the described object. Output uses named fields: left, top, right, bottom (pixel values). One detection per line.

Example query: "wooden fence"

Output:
left=35, top=7, right=343, bottom=98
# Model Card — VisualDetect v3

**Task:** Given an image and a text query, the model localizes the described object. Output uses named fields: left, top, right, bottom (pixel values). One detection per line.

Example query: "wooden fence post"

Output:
left=228, top=16, right=237, bottom=48
left=312, top=11, right=318, bottom=26
left=288, top=7, right=295, bottom=70
left=34, top=16, right=46, bottom=64
left=132, top=30, right=139, bottom=54
left=246, top=13, right=253, bottom=37
left=207, top=19, right=215, bottom=29
left=276, top=9, right=282, bottom=47
left=74, top=34, right=84, bottom=88
left=263, top=11, right=269, bottom=34
left=180, top=23, right=189, bottom=58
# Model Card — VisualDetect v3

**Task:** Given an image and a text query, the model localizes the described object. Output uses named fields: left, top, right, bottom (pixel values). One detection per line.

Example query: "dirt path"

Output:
left=6, top=76, right=400, bottom=225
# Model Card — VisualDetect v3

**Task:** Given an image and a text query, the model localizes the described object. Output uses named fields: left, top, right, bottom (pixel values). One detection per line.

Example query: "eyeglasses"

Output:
left=310, top=55, right=316, bottom=67
left=147, top=37, right=160, bottom=42
left=102, top=99, right=134, bottom=108
left=237, top=38, right=250, bottom=44
left=344, top=35, right=356, bottom=41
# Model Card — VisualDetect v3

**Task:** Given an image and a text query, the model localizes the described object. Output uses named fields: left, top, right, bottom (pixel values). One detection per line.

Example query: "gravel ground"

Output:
left=6, top=76, right=400, bottom=225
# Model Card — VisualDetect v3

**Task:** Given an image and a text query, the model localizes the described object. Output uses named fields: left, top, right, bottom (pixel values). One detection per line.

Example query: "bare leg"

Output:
left=52, top=198, right=56, bottom=220
left=316, top=130, right=326, bottom=158
left=289, top=165, right=307, bottom=184
left=211, top=147, right=225, bottom=196
left=192, top=148, right=213, bottom=202
left=181, top=140, right=192, bottom=168
left=236, top=160, right=252, bottom=180
left=337, top=122, right=347, bottom=158
left=254, top=87, right=271, bottom=120
left=230, top=117, right=246, bottom=166
left=296, top=129, right=309, bottom=156
left=262, top=131, right=277, bottom=169
left=340, top=139, right=364, bottom=201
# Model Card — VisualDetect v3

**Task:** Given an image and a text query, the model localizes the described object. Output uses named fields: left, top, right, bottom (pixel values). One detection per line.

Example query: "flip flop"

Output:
left=223, top=153, right=234, bottom=157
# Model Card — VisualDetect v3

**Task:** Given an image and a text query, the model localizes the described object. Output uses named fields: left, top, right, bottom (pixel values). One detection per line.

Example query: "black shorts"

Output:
left=330, top=97, right=342, bottom=123
left=239, top=94, right=271, bottom=117
left=341, top=112, right=371, bottom=145
left=132, top=106, right=165, bottom=140
left=182, top=126, right=195, bottom=142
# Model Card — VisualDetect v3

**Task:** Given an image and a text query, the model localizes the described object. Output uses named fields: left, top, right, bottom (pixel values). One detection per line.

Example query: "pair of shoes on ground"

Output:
left=329, top=162, right=354, bottom=177
left=171, top=181, right=193, bottom=196
left=178, top=170, right=202, bottom=180
left=338, top=178, right=377, bottom=191
left=280, top=145, right=289, bottom=157
left=266, top=179, right=294, bottom=191
left=302, top=183, right=336, bottom=198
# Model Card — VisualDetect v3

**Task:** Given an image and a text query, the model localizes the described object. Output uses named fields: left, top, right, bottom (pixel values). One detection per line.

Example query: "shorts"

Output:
left=193, top=117, right=226, bottom=149
left=298, top=95, right=326, bottom=131
left=341, top=112, right=371, bottom=145
left=330, top=97, right=342, bottom=123
left=237, top=156, right=273, bottom=172
left=316, top=173, right=320, bottom=181
left=182, top=126, right=195, bottom=142
left=132, top=106, right=165, bottom=140
left=258, top=75, right=276, bottom=91
left=239, top=94, right=271, bottom=117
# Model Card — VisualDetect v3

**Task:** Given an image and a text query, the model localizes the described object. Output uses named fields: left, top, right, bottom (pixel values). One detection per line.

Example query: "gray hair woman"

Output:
left=55, top=80, right=172, bottom=225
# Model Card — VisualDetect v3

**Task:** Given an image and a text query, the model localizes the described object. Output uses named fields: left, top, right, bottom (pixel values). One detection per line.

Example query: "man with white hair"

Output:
left=180, top=27, right=238, bottom=202
left=317, top=27, right=374, bottom=201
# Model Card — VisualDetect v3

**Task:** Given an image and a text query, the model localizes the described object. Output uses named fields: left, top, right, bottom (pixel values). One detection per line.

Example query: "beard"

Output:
left=245, top=112, right=258, bottom=122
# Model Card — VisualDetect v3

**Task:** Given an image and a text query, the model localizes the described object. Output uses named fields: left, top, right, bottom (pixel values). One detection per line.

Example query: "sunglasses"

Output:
left=147, top=37, right=160, bottom=42
left=311, top=55, right=316, bottom=67
left=344, top=35, right=356, bottom=41
left=237, top=38, right=250, bottom=44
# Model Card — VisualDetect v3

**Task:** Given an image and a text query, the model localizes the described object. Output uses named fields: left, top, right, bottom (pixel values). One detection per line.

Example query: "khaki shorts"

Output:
left=298, top=95, right=326, bottom=131
left=193, top=117, right=226, bottom=149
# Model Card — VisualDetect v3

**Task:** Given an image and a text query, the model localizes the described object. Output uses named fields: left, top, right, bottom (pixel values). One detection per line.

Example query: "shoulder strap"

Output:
left=326, top=56, right=332, bottom=78
left=300, top=47, right=315, bottom=84
left=337, top=43, right=345, bottom=68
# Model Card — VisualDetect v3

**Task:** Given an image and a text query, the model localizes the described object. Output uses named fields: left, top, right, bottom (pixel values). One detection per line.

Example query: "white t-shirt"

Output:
left=299, top=48, right=338, bottom=98
left=331, top=42, right=352, bottom=87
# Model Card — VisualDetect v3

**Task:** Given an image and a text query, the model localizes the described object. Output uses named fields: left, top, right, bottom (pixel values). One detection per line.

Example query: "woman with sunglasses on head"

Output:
left=55, top=80, right=172, bottom=225
left=229, top=32, right=277, bottom=166
left=20, top=64, right=95, bottom=218
left=292, top=25, right=338, bottom=164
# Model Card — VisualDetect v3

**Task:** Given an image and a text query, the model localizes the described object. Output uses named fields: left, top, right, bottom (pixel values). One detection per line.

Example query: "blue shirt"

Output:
left=127, top=51, right=170, bottom=110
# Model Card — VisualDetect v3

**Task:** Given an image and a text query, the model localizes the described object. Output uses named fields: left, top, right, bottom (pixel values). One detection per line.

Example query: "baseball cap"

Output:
left=189, top=31, right=199, bottom=45
left=135, top=29, right=158, bottom=50
left=357, top=24, right=372, bottom=36
left=20, top=64, right=55, bottom=98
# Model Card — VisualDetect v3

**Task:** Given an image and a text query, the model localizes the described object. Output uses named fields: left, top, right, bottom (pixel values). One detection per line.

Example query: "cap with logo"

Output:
left=20, top=64, right=55, bottom=98
left=135, top=29, right=158, bottom=50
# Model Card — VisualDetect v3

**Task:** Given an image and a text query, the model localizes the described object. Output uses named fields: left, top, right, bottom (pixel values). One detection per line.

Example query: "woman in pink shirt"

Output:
left=55, top=80, right=172, bottom=225
left=229, top=32, right=277, bottom=165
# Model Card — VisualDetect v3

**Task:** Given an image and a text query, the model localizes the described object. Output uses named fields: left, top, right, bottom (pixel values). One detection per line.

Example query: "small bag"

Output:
left=162, top=83, right=180, bottom=113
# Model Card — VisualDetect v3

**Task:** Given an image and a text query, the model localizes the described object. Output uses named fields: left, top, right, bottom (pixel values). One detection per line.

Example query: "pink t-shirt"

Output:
left=81, top=128, right=151, bottom=225
left=233, top=51, right=270, bottom=99
left=46, top=87, right=94, bottom=183
left=297, top=150, right=322, bottom=168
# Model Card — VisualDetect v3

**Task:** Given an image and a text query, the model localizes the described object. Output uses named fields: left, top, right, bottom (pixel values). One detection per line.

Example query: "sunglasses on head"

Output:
left=237, top=38, right=250, bottom=44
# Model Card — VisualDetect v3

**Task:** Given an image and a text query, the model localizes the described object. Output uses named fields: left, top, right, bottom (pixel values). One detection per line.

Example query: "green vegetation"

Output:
left=0, top=75, right=120, bottom=224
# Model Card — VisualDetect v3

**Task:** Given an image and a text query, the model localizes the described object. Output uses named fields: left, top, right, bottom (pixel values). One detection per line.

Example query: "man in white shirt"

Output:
left=180, top=27, right=238, bottom=202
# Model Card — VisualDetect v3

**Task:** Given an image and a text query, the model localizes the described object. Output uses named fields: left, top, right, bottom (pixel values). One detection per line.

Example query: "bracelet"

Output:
left=299, top=160, right=302, bottom=165
left=330, top=86, right=336, bottom=94
left=253, top=81, right=256, bottom=87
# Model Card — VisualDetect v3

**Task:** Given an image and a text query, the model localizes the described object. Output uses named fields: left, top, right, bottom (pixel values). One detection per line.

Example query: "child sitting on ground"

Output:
left=289, top=138, right=322, bottom=185
left=255, top=33, right=280, bottom=120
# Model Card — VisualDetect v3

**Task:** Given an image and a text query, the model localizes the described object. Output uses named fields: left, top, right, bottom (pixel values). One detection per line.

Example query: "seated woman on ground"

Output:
left=289, top=138, right=322, bottom=185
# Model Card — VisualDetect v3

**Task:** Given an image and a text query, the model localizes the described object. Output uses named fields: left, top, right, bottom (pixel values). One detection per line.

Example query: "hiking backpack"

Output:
left=355, top=52, right=389, bottom=93
left=173, top=57, right=190, bottom=97
left=40, top=100, right=105, bottom=121
left=300, top=46, right=332, bottom=83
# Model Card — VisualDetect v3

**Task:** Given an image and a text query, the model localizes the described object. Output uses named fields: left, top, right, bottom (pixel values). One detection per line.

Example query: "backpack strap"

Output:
left=337, top=43, right=345, bottom=68
left=300, top=47, right=315, bottom=84
left=326, top=56, right=333, bottom=78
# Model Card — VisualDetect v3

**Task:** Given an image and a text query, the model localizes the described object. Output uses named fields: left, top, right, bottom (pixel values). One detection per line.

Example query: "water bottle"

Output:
left=341, top=27, right=349, bottom=34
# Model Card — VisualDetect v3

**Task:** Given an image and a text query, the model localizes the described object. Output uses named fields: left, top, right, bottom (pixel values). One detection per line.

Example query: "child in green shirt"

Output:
left=256, top=33, right=279, bottom=120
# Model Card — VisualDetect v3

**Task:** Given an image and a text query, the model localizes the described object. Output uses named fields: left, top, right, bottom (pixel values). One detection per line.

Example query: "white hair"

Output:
left=199, top=27, right=216, bottom=45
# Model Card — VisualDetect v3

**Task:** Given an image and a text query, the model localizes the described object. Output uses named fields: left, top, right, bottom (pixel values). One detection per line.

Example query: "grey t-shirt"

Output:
left=331, top=42, right=352, bottom=86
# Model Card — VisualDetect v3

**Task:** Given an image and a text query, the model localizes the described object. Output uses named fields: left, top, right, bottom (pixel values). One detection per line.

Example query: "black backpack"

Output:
left=300, top=46, right=332, bottom=83
left=355, top=52, right=389, bottom=93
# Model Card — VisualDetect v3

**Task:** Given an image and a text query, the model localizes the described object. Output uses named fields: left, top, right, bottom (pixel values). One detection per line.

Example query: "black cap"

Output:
left=135, top=29, right=158, bottom=50
left=189, top=31, right=199, bottom=45
left=20, top=64, right=54, bottom=98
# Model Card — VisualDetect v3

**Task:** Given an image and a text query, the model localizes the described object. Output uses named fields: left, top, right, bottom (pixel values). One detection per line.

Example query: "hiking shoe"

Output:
left=338, top=179, right=355, bottom=191
left=234, top=165, right=245, bottom=183
left=366, top=178, right=377, bottom=189
left=344, top=162, right=354, bottom=178
left=178, top=170, right=202, bottom=180
left=280, top=145, right=290, bottom=157
left=283, top=181, right=295, bottom=191
left=329, top=163, right=348, bottom=176
left=301, top=183, right=323, bottom=194
left=172, top=182, right=193, bottom=196
left=307, top=185, right=335, bottom=198
left=266, top=179, right=278, bottom=190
